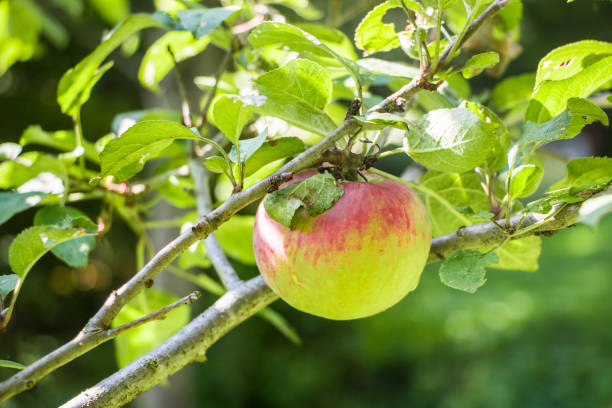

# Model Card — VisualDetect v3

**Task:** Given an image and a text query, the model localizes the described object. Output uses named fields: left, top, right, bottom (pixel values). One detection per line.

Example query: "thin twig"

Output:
left=106, top=291, right=201, bottom=338
left=438, top=0, right=509, bottom=70
left=188, top=155, right=242, bottom=289
left=197, top=48, right=234, bottom=130
left=168, top=46, right=193, bottom=128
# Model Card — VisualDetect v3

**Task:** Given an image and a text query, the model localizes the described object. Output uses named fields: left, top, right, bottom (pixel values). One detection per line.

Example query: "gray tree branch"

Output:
left=61, top=185, right=611, bottom=408
left=60, top=277, right=276, bottom=408
left=188, top=156, right=242, bottom=289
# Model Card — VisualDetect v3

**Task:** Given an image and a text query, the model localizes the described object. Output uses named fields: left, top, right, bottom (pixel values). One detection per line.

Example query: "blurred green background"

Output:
left=1, top=0, right=611, bottom=407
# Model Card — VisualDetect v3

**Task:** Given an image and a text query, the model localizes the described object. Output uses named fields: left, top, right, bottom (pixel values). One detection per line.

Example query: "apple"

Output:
left=253, top=172, right=432, bottom=320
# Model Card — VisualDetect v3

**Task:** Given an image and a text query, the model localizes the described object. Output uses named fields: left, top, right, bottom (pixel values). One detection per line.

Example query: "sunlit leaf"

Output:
left=521, top=98, right=609, bottom=146
left=216, top=215, right=257, bottom=265
left=403, top=107, right=499, bottom=173
left=549, top=157, right=612, bottom=191
left=0, top=143, right=21, bottom=160
left=110, top=109, right=181, bottom=136
left=417, top=171, right=489, bottom=237
left=204, top=156, right=229, bottom=174
left=463, top=52, right=500, bottom=78
left=354, top=0, right=402, bottom=56
left=242, top=137, right=305, bottom=177
left=138, top=31, right=210, bottom=91
left=57, top=14, right=168, bottom=115
left=19, top=125, right=99, bottom=163
left=254, top=59, right=335, bottom=136
left=99, top=121, right=200, bottom=181
left=462, top=101, right=510, bottom=171
left=507, top=164, right=543, bottom=199
left=491, top=73, right=535, bottom=112
left=210, top=95, right=256, bottom=145
left=9, top=224, right=97, bottom=280
left=527, top=40, right=612, bottom=122
left=491, top=236, right=541, bottom=272
left=33, top=206, right=97, bottom=268
left=229, top=129, right=268, bottom=163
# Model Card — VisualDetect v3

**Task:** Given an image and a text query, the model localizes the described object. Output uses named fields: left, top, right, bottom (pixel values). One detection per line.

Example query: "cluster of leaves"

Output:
left=0, top=0, right=611, bottom=371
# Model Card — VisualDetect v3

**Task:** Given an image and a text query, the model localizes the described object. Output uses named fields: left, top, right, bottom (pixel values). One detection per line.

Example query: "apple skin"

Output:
left=253, top=172, right=432, bottom=320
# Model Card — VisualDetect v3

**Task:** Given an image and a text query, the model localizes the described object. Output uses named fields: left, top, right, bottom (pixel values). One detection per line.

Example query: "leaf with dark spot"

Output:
left=263, top=173, right=343, bottom=229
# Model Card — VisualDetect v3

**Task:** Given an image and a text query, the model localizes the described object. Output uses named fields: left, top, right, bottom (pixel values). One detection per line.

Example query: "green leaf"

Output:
left=9, top=225, right=97, bottom=279
left=297, top=23, right=357, bottom=61
left=57, top=14, right=167, bottom=115
left=491, top=73, right=535, bottom=112
left=157, top=179, right=196, bottom=208
left=248, top=21, right=362, bottom=87
left=33, top=206, right=97, bottom=268
left=439, top=250, right=499, bottom=293
left=452, top=206, right=494, bottom=220
left=112, top=289, right=190, bottom=368
left=176, top=6, right=239, bottom=39
left=0, top=274, right=19, bottom=302
left=229, top=128, right=268, bottom=163
left=258, top=307, right=302, bottom=345
left=0, top=192, right=47, bottom=226
left=525, top=197, right=554, bottom=214
left=491, top=236, right=541, bottom=272
left=263, top=173, right=344, bottom=229
left=111, top=109, right=181, bottom=136
left=0, top=151, right=66, bottom=190
left=179, top=243, right=212, bottom=270
left=261, top=0, right=322, bottom=20
left=526, top=40, right=612, bottom=122
left=356, top=58, right=419, bottom=79
left=508, top=164, right=544, bottom=198
left=254, top=59, right=336, bottom=136
left=248, top=22, right=334, bottom=59
left=535, top=40, right=612, bottom=86
left=204, top=156, right=229, bottom=174
left=462, top=101, right=510, bottom=171
left=403, top=107, right=499, bottom=173
left=521, top=98, right=609, bottom=146
left=549, top=157, right=612, bottom=192
left=16, top=171, right=65, bottom=195
left=353, top=112, right=411, bottom=130
left=420, top=0, right=457, bottom=9
left=216, top=215, right=257, bottom=265
left=354, top=0, right=402, bottom=56
left=242, top=137, right=305, bottom=177
left=210, top=95, right=255, bottom=145
left=88, top=0, right=129, bottom=24
left=99, top=121, right=200, bottom=181
left=0, top=0, right=41, bottom=75
left=417, top=171, right=490, bottom=237
left=0, top=359, right=25, bottom=370
left=0, top=143, right=21, bottom=160
left=579, top=190, right=612, bottom=227
left=463, top=51, right=500, bottom=78
left=139, top=31, right=210, bottom=91
left=19, top=125, right=99, bottom=163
